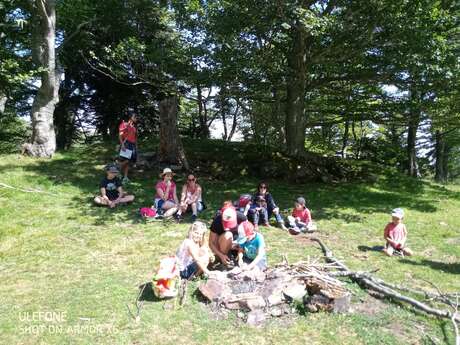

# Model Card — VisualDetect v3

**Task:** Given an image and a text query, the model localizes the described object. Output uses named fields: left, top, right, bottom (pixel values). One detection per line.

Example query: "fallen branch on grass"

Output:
left=0, top=182, right=58, bottom=196
left=310, top=237, right=460, bottom=326
left=126, top=283, right=147, bottom=322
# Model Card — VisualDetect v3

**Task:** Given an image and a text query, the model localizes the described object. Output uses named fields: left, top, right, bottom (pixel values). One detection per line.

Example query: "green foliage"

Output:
left=1, top=0, right=460, bottom=177
left=0, top=113, right=29, bottom=153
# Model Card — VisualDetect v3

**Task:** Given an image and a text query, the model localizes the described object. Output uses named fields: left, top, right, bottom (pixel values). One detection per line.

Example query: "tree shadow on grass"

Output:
left=358, top=245, right=385, bottom=252
left=268, top=174, right=453, bottom=223
left=2, top=144, right=458, bottom=225
left=138, top=282, right=158, bottom=302
left=399, top=258, right=460, bottom=275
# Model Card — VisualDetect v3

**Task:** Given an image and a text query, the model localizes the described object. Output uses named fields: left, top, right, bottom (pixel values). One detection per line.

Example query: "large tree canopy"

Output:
left=1, top=0, right=459, bottom=178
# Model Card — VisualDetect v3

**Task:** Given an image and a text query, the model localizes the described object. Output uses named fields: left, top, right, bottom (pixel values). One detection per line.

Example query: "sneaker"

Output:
left=191, top=214, right=197, bottom=222
left=174, top=213, right=183, bottom=222
left=122, top=176, right=130, bottom=185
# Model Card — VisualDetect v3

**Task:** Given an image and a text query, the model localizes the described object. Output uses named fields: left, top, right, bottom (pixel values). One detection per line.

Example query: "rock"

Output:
left=267, top=292, right=284, bottom=307
left=199, top=280, right=231, bottom=302
left=333, top=293, right=351, bottom=313
left=241, top=268, right=266, bottom=283
left=270, top=306, right=283, bottom=317
left=246, top=296, right=267, bottom=311
left=283, top=281, right=307, bottom=301
left=246, top=309, right=265, bottom=327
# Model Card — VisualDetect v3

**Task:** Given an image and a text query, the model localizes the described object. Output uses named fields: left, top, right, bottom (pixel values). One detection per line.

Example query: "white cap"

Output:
left=391, top=208, right=404, bottom=219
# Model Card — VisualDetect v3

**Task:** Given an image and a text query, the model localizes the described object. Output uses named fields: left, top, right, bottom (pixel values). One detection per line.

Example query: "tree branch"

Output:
left=310, top=237, right=460, bottom=323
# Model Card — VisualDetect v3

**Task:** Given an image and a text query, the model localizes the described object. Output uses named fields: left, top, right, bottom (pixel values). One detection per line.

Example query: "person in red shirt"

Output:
left=118, top=114, right=138, bottom=184
left=383, top=208, right=413, bottom=256
left=286, top=197, right=316, bottom=234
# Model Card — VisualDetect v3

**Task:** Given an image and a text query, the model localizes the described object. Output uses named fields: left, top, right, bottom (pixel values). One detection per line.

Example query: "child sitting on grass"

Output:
left=383, top=208, right=413, bottom=257
left=176, top=221, right=212, bottom=279
left=286, top=197, right=316, bottom=234
left=94, top=164, right=134, bottom=208
left=236, top=220, right=267, bottom=271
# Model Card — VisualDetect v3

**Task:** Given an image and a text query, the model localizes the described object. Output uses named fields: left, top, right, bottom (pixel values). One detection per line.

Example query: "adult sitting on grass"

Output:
left=246, top=182, right=287, bottom=230
left=209, top=201, right=247, bottom=266
left=118, top=114, right=138, bottom=185
left=154, top=168, right=179, bottom=218
left=94, top=164, right=135, bottom=208
left=177, top=174, right=204, bottom=222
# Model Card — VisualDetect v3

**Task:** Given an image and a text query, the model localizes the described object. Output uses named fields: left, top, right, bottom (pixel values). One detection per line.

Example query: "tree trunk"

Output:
left=227, top=103, right=239, bottom=141
left=54, top=76, right=76, bottom=150
left=272, top=87, right=285, bottom=145
left=434, top=130, right=445, bottom=182
left=285, top=23, right=308, bottom=156
left=0, top=92, right=6, bottom=114
left=158, top=96, right=189, bottom=170
left=341, top=119, right=349, bottom=158
left=442, top=139, right=450, bottom=182
left=23, top=0, right=58, bottom=157
left=406, top=111, right=420, bottom=178
left=196, top=85, right=210, bottom=139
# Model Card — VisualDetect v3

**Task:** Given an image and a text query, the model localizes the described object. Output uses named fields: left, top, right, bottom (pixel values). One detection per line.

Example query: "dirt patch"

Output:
left=293, top=234, right=318, bottom=246
left=446, top=237, right=460, bottom=245
left=351, top=294, right=387, bottom=316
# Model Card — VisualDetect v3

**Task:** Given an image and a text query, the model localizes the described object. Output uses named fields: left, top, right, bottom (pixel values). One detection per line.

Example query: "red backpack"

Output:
left=238, top=194, right=252, bottom=209
left=140, top=207, right=157, bottom=218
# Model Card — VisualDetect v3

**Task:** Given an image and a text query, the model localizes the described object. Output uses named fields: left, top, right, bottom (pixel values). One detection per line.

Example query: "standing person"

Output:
left=383, top=208, right=413, bottom=257
left=154, top=168, right=179, bottom=218
left=209, top=202, right=247, bottom=266
left=177, top=174, right=204, bottom=222
left=246, top=182, right=287, bottom=230
left=118, top=114, right=138, bottom=184
left=94, top=164, right=135, bottom=208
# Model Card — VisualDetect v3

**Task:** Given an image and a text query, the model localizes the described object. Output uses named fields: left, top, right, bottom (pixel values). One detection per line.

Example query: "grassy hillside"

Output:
left=0, top=142, right=459, bottom=345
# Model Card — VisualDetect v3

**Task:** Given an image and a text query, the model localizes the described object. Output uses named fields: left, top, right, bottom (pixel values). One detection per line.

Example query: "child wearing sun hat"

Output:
left=383, top=208, right=413, bottom=257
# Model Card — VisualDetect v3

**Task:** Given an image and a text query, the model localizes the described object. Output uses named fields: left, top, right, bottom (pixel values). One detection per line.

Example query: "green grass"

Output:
left=0, top=143, right=459, bottom=345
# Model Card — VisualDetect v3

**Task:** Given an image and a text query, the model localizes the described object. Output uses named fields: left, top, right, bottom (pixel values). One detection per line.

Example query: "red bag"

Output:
left=238, top=194, right=252, bottom=209
left=140, top=207, right=157, bottom=218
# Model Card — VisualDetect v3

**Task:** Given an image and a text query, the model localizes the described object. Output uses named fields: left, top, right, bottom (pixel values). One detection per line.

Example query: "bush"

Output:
left=0, top=114, right=29, bottom=153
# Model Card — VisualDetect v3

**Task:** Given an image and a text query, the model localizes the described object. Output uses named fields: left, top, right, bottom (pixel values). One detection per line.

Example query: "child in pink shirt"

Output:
left=383, top=208, right=413, bottom=256
left=286, top=197, right=316, bottom=234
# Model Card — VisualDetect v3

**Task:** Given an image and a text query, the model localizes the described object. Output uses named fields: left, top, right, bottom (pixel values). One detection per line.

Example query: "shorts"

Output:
left=243, top=256, right=267, bottom=271
left=154, top=198, right=165, bottom=209
left=154, top=198, right=175, bottom=209
left=119, top=141, right=137, bottom=163
left=184, top=201, right=205, bottom=213
left=180, top=262, right=198, bottom=279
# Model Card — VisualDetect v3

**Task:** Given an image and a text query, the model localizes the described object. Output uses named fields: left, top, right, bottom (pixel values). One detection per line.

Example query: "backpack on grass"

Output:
left=236, top=194, right=252, bottom=211
left=152, top=256, right=179, bottom=299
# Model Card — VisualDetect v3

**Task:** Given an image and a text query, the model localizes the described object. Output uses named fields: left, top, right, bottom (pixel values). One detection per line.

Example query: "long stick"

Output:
left=0, top=182, right=58, bottom=196
left=310, top=237, right=460, bottom=323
